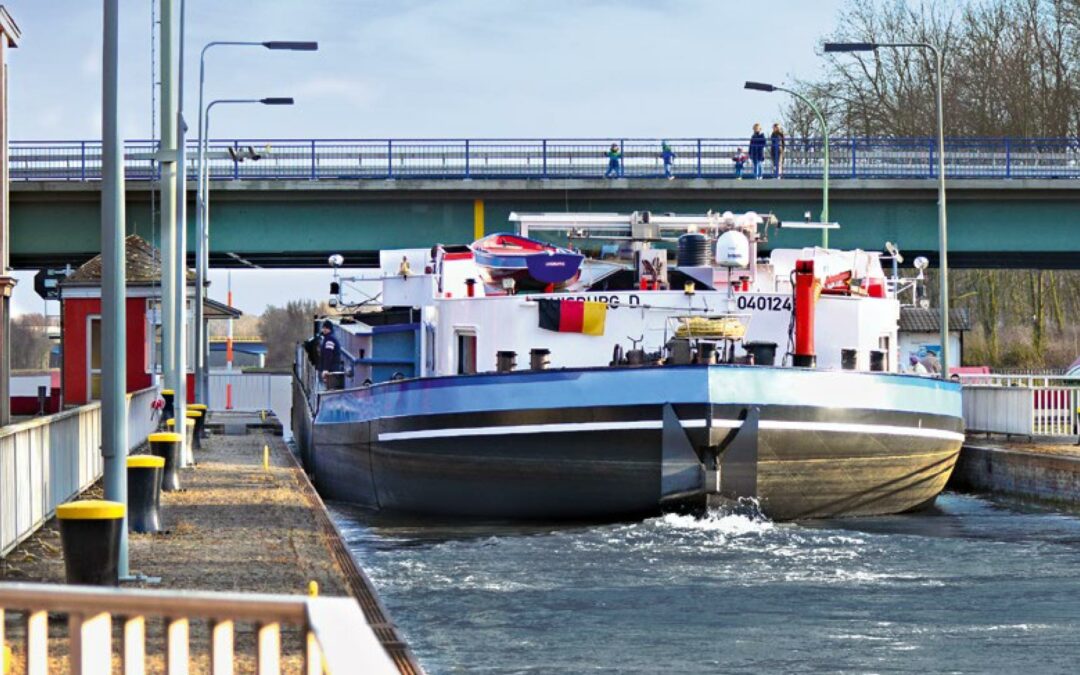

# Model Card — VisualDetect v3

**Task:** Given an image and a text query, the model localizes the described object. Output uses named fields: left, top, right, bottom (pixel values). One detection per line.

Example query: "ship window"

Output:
left=456, top=330, right=477, bottom=375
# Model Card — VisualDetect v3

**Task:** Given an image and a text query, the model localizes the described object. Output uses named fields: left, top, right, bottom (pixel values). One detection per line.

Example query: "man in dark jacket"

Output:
left=318, top=320, right=341, bottom=384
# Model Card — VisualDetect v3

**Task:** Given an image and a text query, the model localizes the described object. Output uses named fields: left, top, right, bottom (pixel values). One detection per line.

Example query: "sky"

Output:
left=6, top=0, right=848, bottom=315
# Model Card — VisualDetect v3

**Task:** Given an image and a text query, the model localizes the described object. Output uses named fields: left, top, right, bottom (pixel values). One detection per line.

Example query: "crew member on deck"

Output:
left=319, top=319, right=342, bottom=386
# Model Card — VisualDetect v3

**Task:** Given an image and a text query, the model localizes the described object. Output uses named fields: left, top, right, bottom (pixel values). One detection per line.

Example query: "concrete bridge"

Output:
left=10, top=137, right=1080, bottom=269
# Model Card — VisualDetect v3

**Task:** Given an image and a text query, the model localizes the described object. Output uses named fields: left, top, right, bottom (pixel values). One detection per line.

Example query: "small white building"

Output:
left=897, top=307, right=971, bottom=374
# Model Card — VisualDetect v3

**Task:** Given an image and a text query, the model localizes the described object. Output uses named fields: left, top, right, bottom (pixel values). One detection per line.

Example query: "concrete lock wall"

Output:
left=950, top=445, right=1080, bottom=505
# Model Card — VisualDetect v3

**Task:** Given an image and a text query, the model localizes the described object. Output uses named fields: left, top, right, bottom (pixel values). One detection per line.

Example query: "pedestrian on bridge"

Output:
left=770, top=123, right=786, bottom=178
left=732, top=147, right=748, bottom=179
left=605, top=143, right=623, bottom=178
left=660, top=141, right=676, bottom=179
left=749, top=124, right=766, bottom=179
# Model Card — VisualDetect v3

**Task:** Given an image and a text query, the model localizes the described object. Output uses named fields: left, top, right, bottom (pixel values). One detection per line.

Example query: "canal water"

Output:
left=331, top=494, right=1080, bottom=673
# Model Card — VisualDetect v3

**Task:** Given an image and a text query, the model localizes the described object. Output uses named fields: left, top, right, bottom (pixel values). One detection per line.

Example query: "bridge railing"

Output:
left=11, top=136, right=1080, bottom=182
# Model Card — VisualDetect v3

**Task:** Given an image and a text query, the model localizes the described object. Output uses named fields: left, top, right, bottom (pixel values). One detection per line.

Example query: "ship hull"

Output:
left=297, top=366, right=964, bottom=521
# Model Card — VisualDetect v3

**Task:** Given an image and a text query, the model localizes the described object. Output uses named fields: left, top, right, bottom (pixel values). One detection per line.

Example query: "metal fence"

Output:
left=0, top=386, right=160, bottom=558
left=11, top=136, right=1080, bottom=182
left=0, top=581, right=397, bottom=674
left=207, top=372, right=293, bottom=440
left=960, top=375, right=1080, bottom=438
left=207, top=373, right=291, bottom=413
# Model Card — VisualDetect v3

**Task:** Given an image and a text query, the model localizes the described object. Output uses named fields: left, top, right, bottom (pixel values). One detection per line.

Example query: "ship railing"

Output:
left=961, top=376, right=1080, bottom=438
left=957, top=373, right=1079, bottom=388
left=0, top=581, right=397, bottom=674
left=11, top=136, right=1080, bottom=182
left=294, top=343, right=320, bottom=412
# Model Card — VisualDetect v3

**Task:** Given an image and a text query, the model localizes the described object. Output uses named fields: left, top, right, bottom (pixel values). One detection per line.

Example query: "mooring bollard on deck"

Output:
left=186, top=409, right=204, bottom=451
left=190, top=403, right=209, bottom=439
left=56, top=500, right=125, bottom=586
left=167, top=416, right=197, bottom=466
left=160, top=388, right=176, bottom=425
left=149, top=432, right=184, bottom=491
left=127, top=455, right=165, bottom=533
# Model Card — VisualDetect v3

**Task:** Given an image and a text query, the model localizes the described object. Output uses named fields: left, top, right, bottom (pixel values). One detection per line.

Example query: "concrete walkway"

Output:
left=1, top=411, right=419, bottom=673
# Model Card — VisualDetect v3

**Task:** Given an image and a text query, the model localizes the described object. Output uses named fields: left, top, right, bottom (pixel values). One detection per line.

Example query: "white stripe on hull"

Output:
left=377, top=418, right=963, bottom=443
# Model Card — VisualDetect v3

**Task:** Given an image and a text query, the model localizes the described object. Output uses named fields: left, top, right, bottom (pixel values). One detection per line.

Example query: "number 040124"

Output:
left=735, top=295, right=793, bottom=312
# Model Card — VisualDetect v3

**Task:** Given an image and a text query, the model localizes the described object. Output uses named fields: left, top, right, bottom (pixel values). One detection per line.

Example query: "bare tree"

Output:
left=786, top=0, right=1080, bottom=137
left=9, top=314, right=52, bottom=371
left=258, top=300, right=327, bottom=369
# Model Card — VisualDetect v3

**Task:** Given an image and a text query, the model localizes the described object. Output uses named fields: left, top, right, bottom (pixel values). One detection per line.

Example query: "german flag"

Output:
left=538, top=299, right=606, bottom=336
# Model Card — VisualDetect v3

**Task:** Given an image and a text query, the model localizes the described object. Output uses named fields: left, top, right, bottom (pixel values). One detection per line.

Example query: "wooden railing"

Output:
left=0, top=582, right=398, bottom=674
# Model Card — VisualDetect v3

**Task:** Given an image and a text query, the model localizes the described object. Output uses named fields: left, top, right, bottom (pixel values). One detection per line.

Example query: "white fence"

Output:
left=0, top=581, right=397, bottom=674
left=0, top=386, right=160, bottom=557
left=961, top=375, right=1080, bottom=438
left=208, top=372, right=292, bottom=438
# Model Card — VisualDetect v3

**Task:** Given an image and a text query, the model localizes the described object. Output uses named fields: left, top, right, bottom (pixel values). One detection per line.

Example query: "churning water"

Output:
left=331, top=494, right=1080, bottom=674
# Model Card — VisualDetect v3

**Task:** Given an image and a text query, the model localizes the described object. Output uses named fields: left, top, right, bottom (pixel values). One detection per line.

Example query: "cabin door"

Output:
left=87, top=315, right=102, bottom=400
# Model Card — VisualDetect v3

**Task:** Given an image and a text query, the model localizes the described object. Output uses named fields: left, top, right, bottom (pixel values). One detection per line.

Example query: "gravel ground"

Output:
left=1, top=419, right=355, bottom=674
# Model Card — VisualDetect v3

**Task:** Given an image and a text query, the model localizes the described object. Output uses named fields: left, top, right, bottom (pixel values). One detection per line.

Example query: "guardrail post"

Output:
left=696, top=139, right=702, bottom=178
left=233, top=142, right=240, bottom=180
left=464, top=139, right=470, bottom=179
left=928, top=138, right=935, bottom=178
left=387, top=140, right=393, bottom=179
left=1005, top=138, right=1011, bottom=179
left=850, top=139, right=856, bottom=178
left=542, top=140, right=547, bottom=178
left=310, top=140, right=317, bottom=180
left=81, top=141, right=87, bottom=181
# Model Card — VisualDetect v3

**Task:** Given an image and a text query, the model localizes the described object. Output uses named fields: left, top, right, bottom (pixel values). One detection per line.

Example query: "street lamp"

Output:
left=199, top=96, right=293, bottom=360
left=194, top=40, right=317, bottom=403
left=744, top=81, right=831, bottom=248
left=823, top=41, right=951, bottom=380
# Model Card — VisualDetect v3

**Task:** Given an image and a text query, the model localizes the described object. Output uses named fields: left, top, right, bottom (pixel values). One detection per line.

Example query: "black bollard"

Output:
left=160, top=388, right=175, bottom=426
left=56, top=500, right=125, bottom=586
left=190, top=403, right=208, bottom=440
left=126, top=455, right=165, bottom=533
left=186, top=409, right=203, bottom=450
left=149, top=432, right=184, bottom=491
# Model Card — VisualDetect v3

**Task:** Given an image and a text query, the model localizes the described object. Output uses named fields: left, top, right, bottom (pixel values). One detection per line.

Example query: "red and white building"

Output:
left=58, top=235, right=238, bottom=406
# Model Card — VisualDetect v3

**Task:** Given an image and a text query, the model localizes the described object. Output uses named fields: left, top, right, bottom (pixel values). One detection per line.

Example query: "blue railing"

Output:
left=9, top=137, right=1080, bottom=182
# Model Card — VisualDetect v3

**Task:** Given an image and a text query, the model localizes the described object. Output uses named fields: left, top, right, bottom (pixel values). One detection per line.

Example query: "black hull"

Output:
left=301, top=401, right=962, bottom=521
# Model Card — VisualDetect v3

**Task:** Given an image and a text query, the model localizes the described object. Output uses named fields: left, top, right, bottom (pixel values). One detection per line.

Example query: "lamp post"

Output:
left=194, top=40, right=316, bottom=404
left=744, top=81, right=830, bottom=247
left=199, top=98, right=292, bottom=388
left=824, top=41, right=951, bottom=379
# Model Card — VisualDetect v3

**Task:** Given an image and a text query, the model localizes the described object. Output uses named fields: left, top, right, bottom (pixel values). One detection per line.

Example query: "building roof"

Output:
left=205, top=297, right=242, bottom=319
left=899, top=307, right=972, bottom=332
left=63, top=234, right=194, bottom=287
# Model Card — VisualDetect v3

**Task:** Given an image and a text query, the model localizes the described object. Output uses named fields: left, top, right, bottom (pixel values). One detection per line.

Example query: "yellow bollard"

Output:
left=260, top=409, right=266, bottom=422
left=308, top=580, right=319, bottom=597
left=3, top=644, right=11, bottom=674
left=263, top=444, right=270, bottom=471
